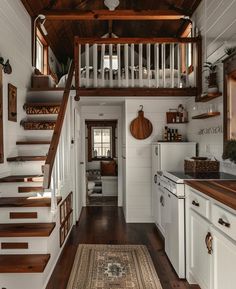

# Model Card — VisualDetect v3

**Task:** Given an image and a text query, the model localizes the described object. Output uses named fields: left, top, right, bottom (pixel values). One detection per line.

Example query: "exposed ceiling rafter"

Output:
left=42, top=9, right=186, bottom=21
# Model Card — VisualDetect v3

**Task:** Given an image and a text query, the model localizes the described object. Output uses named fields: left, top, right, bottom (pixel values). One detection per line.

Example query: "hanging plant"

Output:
left=0, top=57, right=12, bottom=74
left=222, top=139, right=236, bottom=164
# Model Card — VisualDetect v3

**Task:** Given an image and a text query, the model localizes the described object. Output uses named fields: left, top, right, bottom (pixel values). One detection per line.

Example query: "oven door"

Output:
left=163, top=187, right=186, bottom=279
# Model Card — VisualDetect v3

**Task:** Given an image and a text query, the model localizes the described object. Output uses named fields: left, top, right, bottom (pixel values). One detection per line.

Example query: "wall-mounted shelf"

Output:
left=166, top=111, right=188, bottom=124
left=199, top=92, right=222, bottom=102
left=192, top=112, right=220, bottom=119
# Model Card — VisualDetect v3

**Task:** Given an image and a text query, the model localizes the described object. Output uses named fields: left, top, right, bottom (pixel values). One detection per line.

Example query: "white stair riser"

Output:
left=17, top=146, right=49, bottom=156
left=0, top=207, right=54, bottom=223
left=0, top=182, right=43, bottom=196
left=0, top=237, right=49, bottom=254
left=9, top=161, right=45, bottom=175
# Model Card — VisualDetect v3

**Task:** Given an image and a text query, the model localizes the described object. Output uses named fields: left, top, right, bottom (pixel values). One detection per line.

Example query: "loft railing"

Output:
left=43, top=60, right=74, bottom=212
left=74, top=37, right=202, bottom=96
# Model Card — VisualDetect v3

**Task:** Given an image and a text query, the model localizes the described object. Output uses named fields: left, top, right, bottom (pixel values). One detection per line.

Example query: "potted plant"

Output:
left=203, top=61, right=218, bottom=93
left=222, top=139, right=236, bottom=164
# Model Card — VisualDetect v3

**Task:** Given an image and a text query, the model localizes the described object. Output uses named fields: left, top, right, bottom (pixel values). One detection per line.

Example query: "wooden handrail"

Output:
left=75, top=36, right=200, bottom=45
left=43, top=60, right=75, bottom=189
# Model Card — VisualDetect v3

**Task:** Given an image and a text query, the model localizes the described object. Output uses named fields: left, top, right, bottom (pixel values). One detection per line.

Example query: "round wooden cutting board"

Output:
left=130, top=108, right=153, bottom=140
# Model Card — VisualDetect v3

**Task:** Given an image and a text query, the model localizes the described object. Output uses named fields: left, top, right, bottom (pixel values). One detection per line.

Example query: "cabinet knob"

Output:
left=154, top=174, right=157, bottom=184
left=205, top=232, right=213, bottom=255
left=192, top=200, right=200, bottom=207
left=218, top=218, right=230, bottom=228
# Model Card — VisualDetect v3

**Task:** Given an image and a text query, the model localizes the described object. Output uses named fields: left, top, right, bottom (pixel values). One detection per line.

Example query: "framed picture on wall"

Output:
left=8, top=83, right=17, bottom=122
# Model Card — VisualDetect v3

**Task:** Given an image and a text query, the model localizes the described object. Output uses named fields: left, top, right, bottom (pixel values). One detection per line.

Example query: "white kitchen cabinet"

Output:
left=165, top=189, right=185, bottom=278
left=211, top=227, right=236, bottom=289
left=189, top=209, right=212, bottom=289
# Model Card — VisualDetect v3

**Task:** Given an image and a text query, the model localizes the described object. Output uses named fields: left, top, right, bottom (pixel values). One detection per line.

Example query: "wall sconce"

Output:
left=32, top=14, right=48, bottom=67
left=0, top=57, right=12, bottom=74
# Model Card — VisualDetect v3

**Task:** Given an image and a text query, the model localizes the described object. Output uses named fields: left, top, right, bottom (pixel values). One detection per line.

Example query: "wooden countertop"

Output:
left=185, top=180, right=236, bottom=210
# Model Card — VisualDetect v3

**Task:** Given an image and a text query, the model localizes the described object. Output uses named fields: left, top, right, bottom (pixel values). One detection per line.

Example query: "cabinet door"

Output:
left=212, top=227, right=236, bottom=289
left=151, top=172, right=158, bottom=220
left=189, top=209, right=211, bottom=289
left=159, top=189, right=166, bottom=237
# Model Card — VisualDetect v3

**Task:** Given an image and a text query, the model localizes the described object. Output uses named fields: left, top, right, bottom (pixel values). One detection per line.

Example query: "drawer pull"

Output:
left=192, top=200, right=200, bottom=207
left=218, top=218, right=230, bottom=228
left=205, top=232, right=213, bottom=255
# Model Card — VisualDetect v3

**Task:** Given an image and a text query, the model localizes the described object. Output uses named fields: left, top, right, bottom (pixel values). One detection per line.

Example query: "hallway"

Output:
left=46, top=207, right=200, bottom=289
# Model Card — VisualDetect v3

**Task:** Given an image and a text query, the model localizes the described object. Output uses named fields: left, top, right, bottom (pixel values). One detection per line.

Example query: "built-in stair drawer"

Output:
left=189, top=188, right=210, bottom=219
left=212, top=203, right=236, bottom=241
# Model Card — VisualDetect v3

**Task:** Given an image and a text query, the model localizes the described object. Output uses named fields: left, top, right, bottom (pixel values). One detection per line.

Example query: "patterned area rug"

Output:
left=67, top=244, right=163, bottom=289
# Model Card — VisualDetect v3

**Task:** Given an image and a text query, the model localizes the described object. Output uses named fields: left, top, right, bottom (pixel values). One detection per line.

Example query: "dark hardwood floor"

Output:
left=46, top=206, right=200, bottom=289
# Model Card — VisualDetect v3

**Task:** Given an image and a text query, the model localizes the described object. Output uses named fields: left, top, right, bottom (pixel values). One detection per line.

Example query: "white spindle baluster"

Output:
left=117, top=44, right=121, bottom=87
left=147, top=43, right=151, bottom=87
left=186, top=42, right=189, bottom=87
left=78, top=44, right=81, bottom=87
left=109, top=44, right=113, bottom=87
left=125, top=44, right=129, bottom=87
left=154, top=44, right=159, bottom=88
left=93, top=44, right=98, bottom=87
left=85, top=43, right=90, bottom=87
left=177, top=43, right=181, bottom=88
left=101, top=44, right=105, bottom=87
left=162, top=44, right=166, bottom=87
left=171, top=43, right=175, bottom=88
left=131, top=43, right=134, bottom=87
left=193, top=42, right=197, bottom=87
left=139, top=44, right=143, bottom=87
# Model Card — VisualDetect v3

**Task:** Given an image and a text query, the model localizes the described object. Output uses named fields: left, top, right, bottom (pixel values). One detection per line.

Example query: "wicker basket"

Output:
left=185, top=159, right=220, bottom=173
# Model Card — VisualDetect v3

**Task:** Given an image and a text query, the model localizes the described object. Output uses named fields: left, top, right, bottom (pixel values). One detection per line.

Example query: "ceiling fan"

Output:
left=104, top=0, right=120, bottom=11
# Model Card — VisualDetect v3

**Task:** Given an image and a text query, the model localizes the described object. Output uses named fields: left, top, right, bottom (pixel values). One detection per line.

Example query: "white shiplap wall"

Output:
left=124, top=98, right=188, bottom=223
left=187, top=0, right=236, bottom=174
left=0, top=0, right=32, bottom=176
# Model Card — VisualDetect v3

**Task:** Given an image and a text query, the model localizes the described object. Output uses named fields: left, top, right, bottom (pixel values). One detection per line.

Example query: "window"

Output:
left=103, top=54, right=118, bottom=70
left=35, top=28, right=48, bottom=74
left=86, top=120, right=117, bottom=161
left=92, top=127, right=112, bottom=158
left=36, top=37, right=44, bottom=73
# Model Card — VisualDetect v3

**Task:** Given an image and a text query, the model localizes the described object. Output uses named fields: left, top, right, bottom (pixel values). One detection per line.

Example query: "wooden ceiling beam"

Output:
left=42, top=10, right=186, bottom=21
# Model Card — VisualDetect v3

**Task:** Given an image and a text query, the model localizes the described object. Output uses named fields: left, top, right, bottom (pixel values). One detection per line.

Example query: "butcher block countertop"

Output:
left=185, top=180, right=236, bottom=210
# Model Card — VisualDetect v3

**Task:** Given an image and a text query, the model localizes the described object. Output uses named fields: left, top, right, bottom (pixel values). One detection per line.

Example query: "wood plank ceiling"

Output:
left=21, top=0, right=202, bottom=61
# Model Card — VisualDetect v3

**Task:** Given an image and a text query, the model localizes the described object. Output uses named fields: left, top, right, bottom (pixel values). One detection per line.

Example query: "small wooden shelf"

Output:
left=192, top=112, right=220, bottom=119
left=199, top=92, right=222, bottom=102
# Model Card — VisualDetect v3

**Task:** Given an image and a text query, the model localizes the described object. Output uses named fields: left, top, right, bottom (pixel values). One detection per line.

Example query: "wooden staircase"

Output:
left=0, top=100, right=61, bottom=276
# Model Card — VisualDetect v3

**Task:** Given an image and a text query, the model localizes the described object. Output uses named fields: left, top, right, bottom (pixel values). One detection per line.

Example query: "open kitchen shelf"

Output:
left=199, top=92, right=222, bottom=102
left=192, top=112, right=220, bottom=119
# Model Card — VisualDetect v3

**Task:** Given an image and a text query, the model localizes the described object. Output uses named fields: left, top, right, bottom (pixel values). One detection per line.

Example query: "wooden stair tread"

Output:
left=7, top=156, right=47, bottom=162
left=0, top=223, right=56, bottom=237
left=0, top=175, right=43, bottom=183
left=18, top=186, right=44, bottom=193
left=21, top=120, right=56, bottom=130
left=0, top=254, right=50, bottom=273
left=0, top=196, right=62, bottom=207
left=24, top=103, right=60, bottom=115
left=16, top=140, right=51, bottom=145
